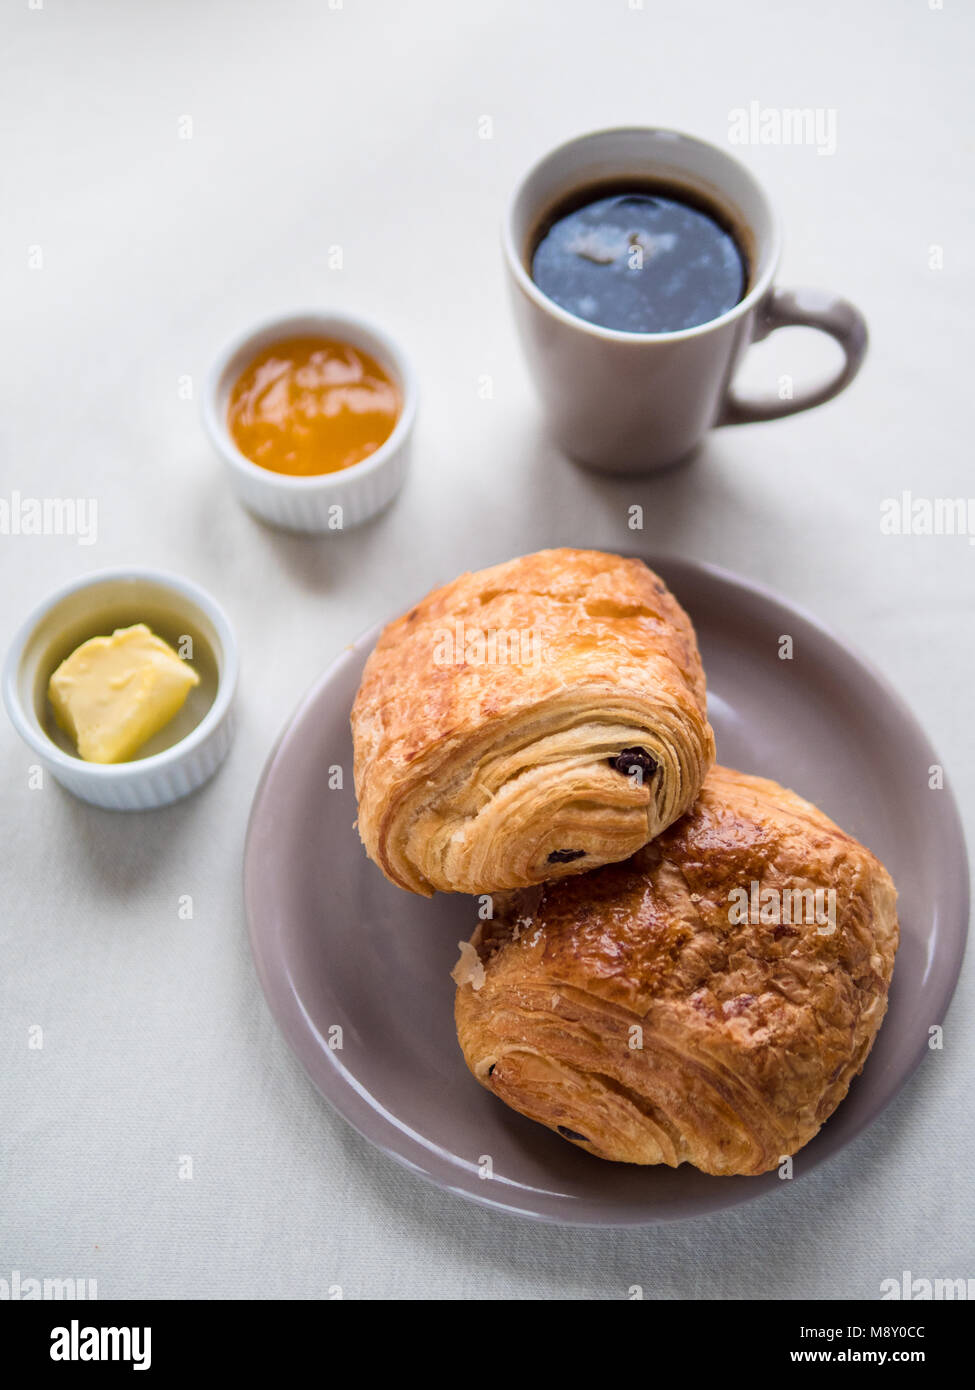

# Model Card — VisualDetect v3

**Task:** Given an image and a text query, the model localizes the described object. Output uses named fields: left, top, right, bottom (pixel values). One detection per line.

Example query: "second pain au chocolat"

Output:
left=454, top=766, right=899, bottom=1175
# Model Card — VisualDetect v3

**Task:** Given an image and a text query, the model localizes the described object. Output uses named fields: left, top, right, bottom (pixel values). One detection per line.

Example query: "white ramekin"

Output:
left=202, top=310, right=417, bottom=533
left=3, top=568, right=238, bottom=810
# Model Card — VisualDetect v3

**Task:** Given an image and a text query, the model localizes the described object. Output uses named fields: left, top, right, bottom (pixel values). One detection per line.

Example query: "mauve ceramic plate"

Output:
left=244, top=556, right=968, bottom=1224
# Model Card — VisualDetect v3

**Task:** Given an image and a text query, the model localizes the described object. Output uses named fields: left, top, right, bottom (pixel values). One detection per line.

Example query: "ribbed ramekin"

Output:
left=3, top=568, right=238, bottom=810
left=202, top=310, right=417, bottom=533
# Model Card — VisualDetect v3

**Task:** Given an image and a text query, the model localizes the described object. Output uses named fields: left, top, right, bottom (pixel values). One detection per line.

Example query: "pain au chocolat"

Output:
left=351, top=549, right=715, bottom=896
left=454, top=765, right=899, bottom=1175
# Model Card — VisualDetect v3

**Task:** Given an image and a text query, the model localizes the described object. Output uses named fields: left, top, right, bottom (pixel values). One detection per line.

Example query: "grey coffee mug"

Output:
left=502, top=127, right=868, bottom=475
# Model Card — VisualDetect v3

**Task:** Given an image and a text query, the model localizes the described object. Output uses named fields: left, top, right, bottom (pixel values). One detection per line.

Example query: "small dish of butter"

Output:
left=3, top=569, right=237, bottom=809
left=49, top=624, right=201, bottom=764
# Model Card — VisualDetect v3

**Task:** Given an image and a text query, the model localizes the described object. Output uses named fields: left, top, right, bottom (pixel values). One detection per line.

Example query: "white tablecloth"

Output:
left=2, top=0, right=972, bottom=1299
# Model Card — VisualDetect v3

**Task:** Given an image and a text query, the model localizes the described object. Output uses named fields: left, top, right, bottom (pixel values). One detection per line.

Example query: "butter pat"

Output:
left=48, top=623, right=200, bottom=763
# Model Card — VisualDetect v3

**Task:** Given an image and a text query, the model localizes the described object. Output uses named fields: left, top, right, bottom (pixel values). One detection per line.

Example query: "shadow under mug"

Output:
left=502, top=127, right=868, bottom=475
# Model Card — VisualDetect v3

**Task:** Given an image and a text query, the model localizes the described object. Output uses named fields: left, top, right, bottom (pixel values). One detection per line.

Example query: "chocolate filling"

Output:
left=609, top=745, right=658, bottom=778
left=547, top=849, right=586, bottom=863
left=557, top=1125, right=590, bottom=1143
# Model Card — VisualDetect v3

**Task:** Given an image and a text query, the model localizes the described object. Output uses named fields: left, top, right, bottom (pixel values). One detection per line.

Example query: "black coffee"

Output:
left=530, top=183, right=747, bottom=334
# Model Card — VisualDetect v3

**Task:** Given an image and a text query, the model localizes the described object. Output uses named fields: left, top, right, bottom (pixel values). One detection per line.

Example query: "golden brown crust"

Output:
left=454, top=765, right=899, bottom=1175
left=351, top=549, right=715, bottom=895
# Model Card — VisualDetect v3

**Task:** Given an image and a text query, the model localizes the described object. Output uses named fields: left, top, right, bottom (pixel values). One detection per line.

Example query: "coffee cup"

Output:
left=502, top=127, right=868, bottom=475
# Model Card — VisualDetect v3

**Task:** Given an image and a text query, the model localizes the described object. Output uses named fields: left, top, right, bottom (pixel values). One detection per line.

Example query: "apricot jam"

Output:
left=227, top=336, right=401, bottom=476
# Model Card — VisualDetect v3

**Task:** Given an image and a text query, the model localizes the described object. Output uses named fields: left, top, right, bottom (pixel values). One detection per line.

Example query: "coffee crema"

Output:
left=530, top=182, right=747, bottom=335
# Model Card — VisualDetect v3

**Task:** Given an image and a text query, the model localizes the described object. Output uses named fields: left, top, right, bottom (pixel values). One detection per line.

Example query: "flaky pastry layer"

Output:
left=351, top=549, right=714, bottom=894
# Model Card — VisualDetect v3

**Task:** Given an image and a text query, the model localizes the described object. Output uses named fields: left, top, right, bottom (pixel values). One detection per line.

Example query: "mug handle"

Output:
left=718, top=287, right=868, bottom=426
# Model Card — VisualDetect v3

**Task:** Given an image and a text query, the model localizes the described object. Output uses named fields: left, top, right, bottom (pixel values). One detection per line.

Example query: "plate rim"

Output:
left=244, top=551, right=970, bottom=1226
